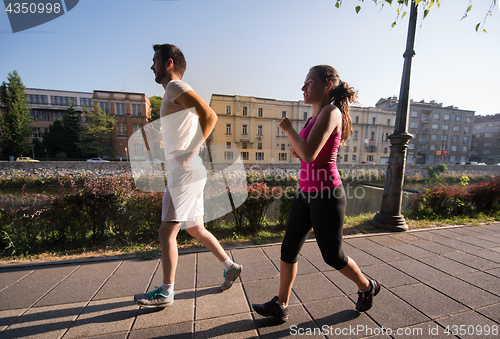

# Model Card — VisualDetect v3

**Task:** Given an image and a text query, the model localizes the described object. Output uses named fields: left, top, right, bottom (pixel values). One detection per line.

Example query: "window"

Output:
left=242, top=125, right=248, bottom=135
left=370, top=132, right=375, bottom=141
left=482, top=150, right=491, bottom=155
left=279, top=153, right=287, bottom=161
left=463, top=136, right=469, bottom=143
left=441, top=135, right=448, bottom=141
left=32, top=127, right=42, bottom=138
left=411, top=111, right=418, bottom=118
left=466, top=116, right=472, bottom=123
left=432, top=124, right=439, bottom=130
left=242, top=142, right=247, bottom=149
left=355, top=116, right=359, bottom=124
left=26, top=94, right=48, bottom=104
left=256, top=152, right=264, bottom=160
left=387, top=119, right=391, bottom=126
left=485, top=133, right=493, bottom=138
left=453, top=126, right=460, bottom=131
left=384, top=147, right=388, bottom=154
left=242, top=107, right=248, bottom=116
left=276, top=127, right=281, bottom=136
left=257, top=126, right=263, bottom=136
left=353, top=147, right=357, bottom=152
left=408, top=144, right=415, bottom=149
left=462, top=146, right=467, bottom=152
left=372, top=117, right=376, bottom=125
left=434, top=113, right=440, bottom=120
left=353, top=131, right=358, bottom=140
left=282, top=111, right=287, bottom=118
left=224, top=151, right=233, bottom=160
left=258, top=108, right=263, bottom=117
left=430, top=145, right=436, bottom=150
left=464, top=127, right=470, bottom=133
left=444, top=114, right=450, bottom=120
left=134, top=143, right=144, bottom=155
left=30, top=110, right=39, bottom=120
left=453, top=135, right=459, bottom=142
left=99, top=102, right=110, bottom=114
left=116, top=103, right=126, bottom=115
left=41, top=111, right=50, bottom=121
left=258, top=143, right=262, bottom=150
left=241, top=152, right=249, bottom=160
left=133, top=124, right=141, bottom=132
left=455, top=115, right=462, bottom=122
left=344, top=146, right=349, bottom=152
left=410, top=122, right=418, bottom=129
left=431, top=135, right=437, bottom=140
left=352, top=155, right=356, bottom=162
left=344, top=155, right=348, bottom=162
left=442, top=125, right=449, bottom=131
left=226, top=142, right=231, bottom=149
left=225, top=124, right=231, bottom=134
left=80, top=98, right=93, bottom=107
left=303, top=112, right=308, bottom=120
left=226, top=106, right=231, bottom=115
left=385, top=133, right=389, bottom=141
left=52, top=112, right=64, bottom=121
left=132, top=104, right=142, bottom=116
left=51, top=96, right=77, bottom=106
left=451, top=146, right=458, bottom=152
left=450, top=156, right=456, bottom=162
left=117, top=123, right=127, bottom=136
left=484, top=142, right=492, bottom=147
left=281, top=144, right=286, bottom=151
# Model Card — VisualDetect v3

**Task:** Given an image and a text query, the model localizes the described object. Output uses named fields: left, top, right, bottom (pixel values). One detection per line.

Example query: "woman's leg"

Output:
left=187, top=224, right=228, bottom=262
left=278, top=260, right=298, bottom=306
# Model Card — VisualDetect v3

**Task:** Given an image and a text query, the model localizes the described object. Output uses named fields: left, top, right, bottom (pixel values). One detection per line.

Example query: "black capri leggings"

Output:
left=281, top=185, right=348, bottom=270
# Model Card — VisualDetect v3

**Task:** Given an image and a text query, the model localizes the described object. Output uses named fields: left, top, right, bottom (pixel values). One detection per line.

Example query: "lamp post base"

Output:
left=370, top=211, right=408, bottom=232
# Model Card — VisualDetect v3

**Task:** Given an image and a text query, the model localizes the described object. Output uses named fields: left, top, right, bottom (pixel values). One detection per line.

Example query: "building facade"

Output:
left=376, top=97, right=475, bottom=164
left=472, top=113, right=500, bottom=164
left=0, top=88, right=151, bottom=159
left=209, top=94, right=313, bottom=164
left=338, top=106, right=397, bottom=165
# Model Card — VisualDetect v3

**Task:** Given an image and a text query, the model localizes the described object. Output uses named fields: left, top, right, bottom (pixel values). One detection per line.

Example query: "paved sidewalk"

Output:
left=1, top=224, right=500, bottom=339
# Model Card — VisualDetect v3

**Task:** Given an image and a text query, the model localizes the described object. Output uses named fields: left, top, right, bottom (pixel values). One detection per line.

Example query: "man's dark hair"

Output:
left=153, top=44, right=187, bottom=77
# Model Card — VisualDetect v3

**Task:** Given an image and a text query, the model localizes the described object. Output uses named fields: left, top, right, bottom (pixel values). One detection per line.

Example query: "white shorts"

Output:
left=161, top=168, right=206, bottom=229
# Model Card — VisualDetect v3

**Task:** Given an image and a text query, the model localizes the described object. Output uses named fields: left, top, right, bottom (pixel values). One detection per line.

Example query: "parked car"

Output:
left=465, top=161, right=478, bottom=165
left=477, top=162, right=487, bottom=165
left=495, top=163, right=500, bottom=166
left=87, top=158, right=110, bottom=162
left=455, top=162, right=466, bottom=165
left=16, top=157, right=39, bottom=162
left=361, top=161, right=376, bottom=164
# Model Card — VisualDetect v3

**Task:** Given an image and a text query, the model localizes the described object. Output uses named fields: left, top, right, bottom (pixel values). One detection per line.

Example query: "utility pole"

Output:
left=370, top=0, right=418, bottom=232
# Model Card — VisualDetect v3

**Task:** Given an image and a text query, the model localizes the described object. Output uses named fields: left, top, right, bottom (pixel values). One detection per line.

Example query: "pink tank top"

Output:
left=299, top=113, right=342, bottom=192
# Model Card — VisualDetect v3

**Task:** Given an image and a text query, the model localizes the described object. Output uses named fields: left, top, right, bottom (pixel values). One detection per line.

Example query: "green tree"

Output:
left=42, top=119, right=64, bottom=158
left=149, top=95, right=162, bottom=122
left=59, top=101, right=82, bottom=158
left=336, top=0, right=497, bottom=32
left=77, top=106, right=116, bottom=158
left=0, top=70, right=33, bottom=159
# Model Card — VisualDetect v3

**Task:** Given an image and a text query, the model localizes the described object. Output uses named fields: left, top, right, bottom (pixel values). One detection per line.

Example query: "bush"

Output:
left=238, top=182, right=276, bottom=233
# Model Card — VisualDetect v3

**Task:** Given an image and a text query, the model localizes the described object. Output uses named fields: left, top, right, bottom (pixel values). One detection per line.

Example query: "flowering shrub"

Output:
left=238, top=182, right=277, bottom=233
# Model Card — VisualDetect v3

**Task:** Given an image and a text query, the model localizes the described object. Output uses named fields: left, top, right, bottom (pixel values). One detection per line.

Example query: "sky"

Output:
left=1, top=0, right=499, bottom=117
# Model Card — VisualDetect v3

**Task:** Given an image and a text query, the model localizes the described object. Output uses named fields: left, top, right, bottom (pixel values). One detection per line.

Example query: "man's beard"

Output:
left=155, top=71, right=166, bottom=84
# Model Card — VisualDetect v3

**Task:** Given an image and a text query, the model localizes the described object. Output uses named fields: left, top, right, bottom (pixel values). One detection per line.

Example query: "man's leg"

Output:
left=187, top=224, right=242, bottom=290
left=134, top=221, right=181, bottom=308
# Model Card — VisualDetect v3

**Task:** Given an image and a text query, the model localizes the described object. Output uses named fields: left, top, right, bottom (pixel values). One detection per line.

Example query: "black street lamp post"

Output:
left=370, top=0, right=418, bottom=232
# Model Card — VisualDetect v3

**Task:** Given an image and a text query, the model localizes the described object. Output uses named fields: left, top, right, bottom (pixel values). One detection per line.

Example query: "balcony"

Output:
left=421, top=117, right=431, bottom=122
left=421, top=128, right=430, bottom=133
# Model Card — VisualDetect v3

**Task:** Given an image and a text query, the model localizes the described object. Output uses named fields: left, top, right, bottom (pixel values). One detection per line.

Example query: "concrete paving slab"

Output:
left=149, top=253, right=196, bottom=291
left=298, top=241, right=323, bottom=257
left=455, top=235, right=500, bottom=249
left=468, top=249, right=500, bottom=264
left=253, top=304, right=318, bottom=339
left=435, top=310, right=500, bottom=339
left=343, top=245, right=385, bottom=267
left=35, top=261, right=121, bottom=307
left=231, top=247, right=270, bottom=264
left=1, top=301, right=85, bottom=339
left=348, top=241, right=411, bottom=264
left=132, top=289, right=195, bottom=330
left=457, top=271, right=500, bottom=296
left=0, top=308, right=26, bottom=332
left=235, top=259, right=278, bottom=283
left=438, top=238, right=484, bottom=252
left=195, top=283, right=249, bottom=321
left=0, top=269, right=33, bottom=292
left=389, top=243, right=436, bottom=259
left=475, top=302, right=500, bottom=323
left=262, top=246, right=319, bottom=275
left=292, top=272, right=344, bottom=303
left=390, top=260, right=450, bottom=282
left=93, top=260, right=159, bottom=301
left=366, top=289, right=429, bottom=330
left=194, top=312, right=257, bottom=338
left=196, top=251, right=226, bottom=289
left=128, top=321, right=193, bottom=339
left=486, top=267, right=500, bottom=278
left=426, top=277, right=500, bottom=309
left=411, top=240, right=461, bottom=255
left=81, top=333, right=128, bottom=339
left=389, top=232, right=428, bottom=244
left=444, top=252, right=500, bottom=271
left=243, top=277, right=300, bottom=307
left=360, top=264, right=419, bottom=289
left=323, top=270, right=358, bottom=296
left=449, top=226, right=489, bottom=236
left=0, top=265, right=79, bottom=311
left=413, top=231, right=450, bottom=242
left=418, top=255, right=477, bottom=276
left=391, top=283, right=468, bottom=320
left=301, top=254, right=335, bottom=272
left=303, top=297, right=379, bottom=339
left=368, top=235, right=407, bottom=248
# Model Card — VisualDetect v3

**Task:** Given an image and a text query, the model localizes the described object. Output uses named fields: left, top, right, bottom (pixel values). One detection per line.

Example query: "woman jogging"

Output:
left=252, top=65, right=379, bottom=322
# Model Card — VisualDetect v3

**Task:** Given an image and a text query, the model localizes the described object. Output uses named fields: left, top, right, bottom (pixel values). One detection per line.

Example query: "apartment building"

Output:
left=376, top=97, right=475, bottom=164
left=472, top=113, right=500, bottom=164
left=338, top=106, right=397, bottom=165
left=209, top=94, right=313, bottom=164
